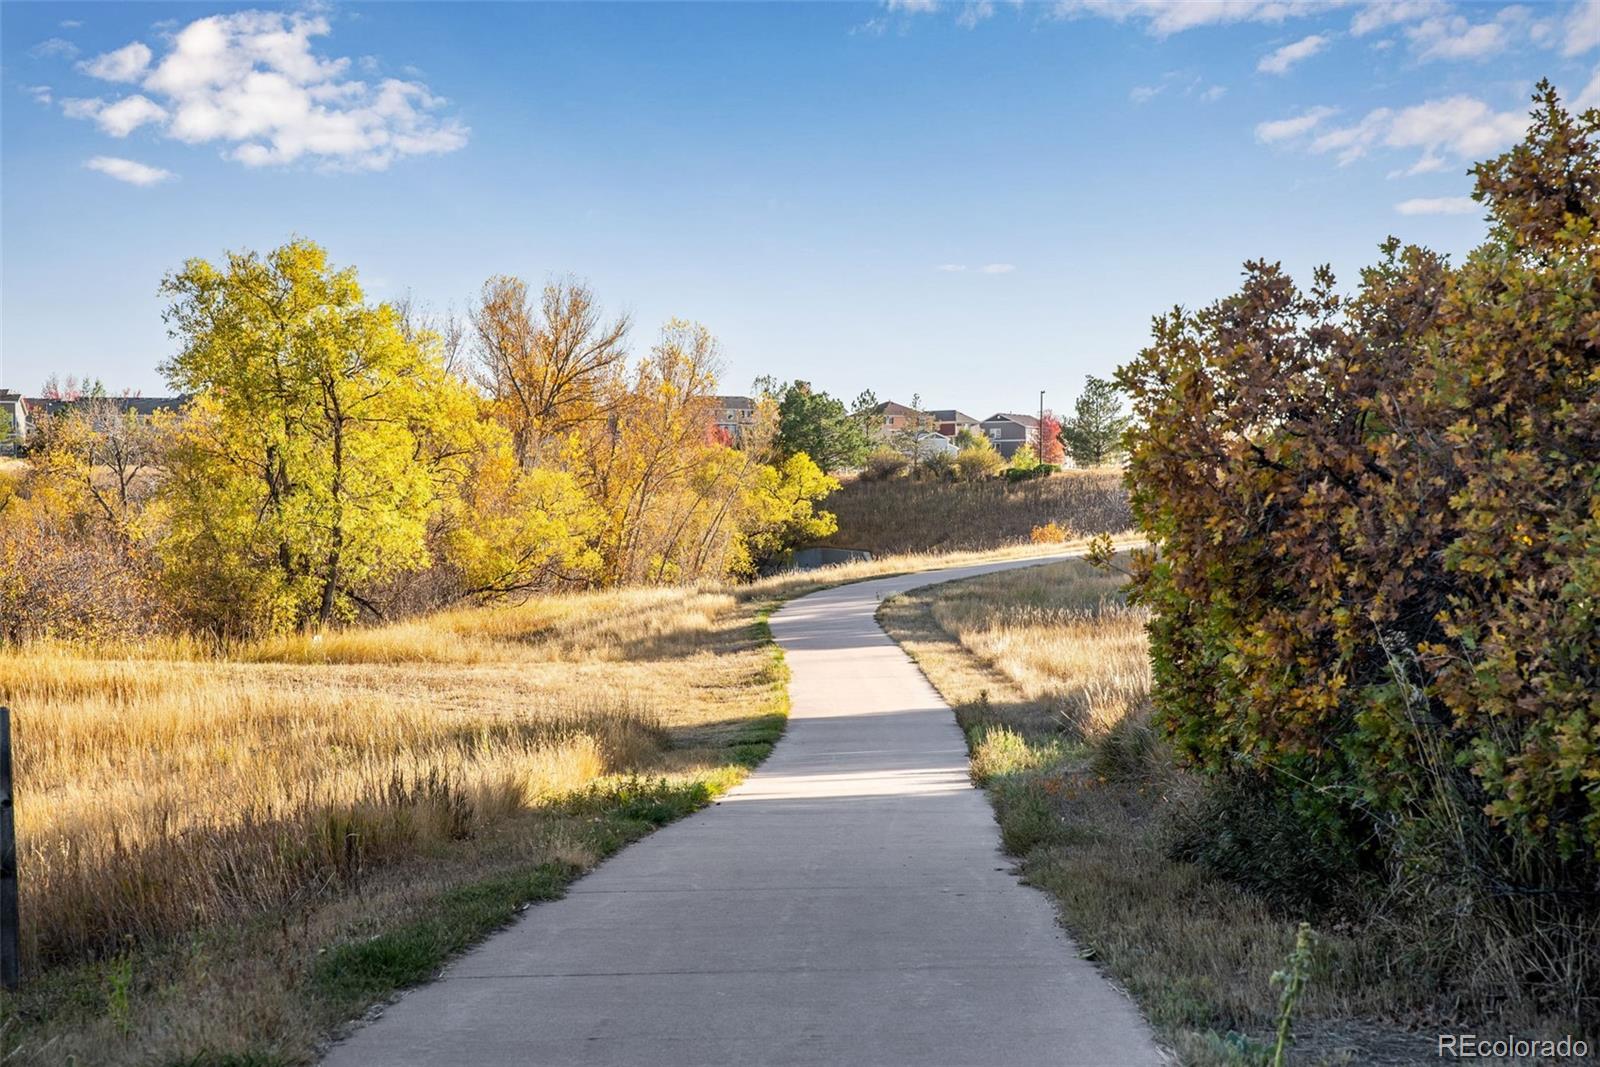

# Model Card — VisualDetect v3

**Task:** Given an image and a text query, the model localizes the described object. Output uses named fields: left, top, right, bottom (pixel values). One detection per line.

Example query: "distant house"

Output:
left=905, top=431, right=957, bottom=460
left=979, top=412, right=1040, bottom=460
left=711, top=395, right=758, bottom=444
left=928, top=409, right=979, bottom=439
left=0, top=391, right=28, bottom=455
left=870, top=400, right=928, bottom=440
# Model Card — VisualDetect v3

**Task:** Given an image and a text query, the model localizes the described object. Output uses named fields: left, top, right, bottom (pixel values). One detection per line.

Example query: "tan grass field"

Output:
left=879, top=559, right=1437, bottom=1066
left=0, top=543, right=1075, bottom=1065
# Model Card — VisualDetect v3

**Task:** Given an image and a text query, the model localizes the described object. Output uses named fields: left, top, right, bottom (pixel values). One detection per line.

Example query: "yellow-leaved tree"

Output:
left=157, top=239, right=452, bottom=632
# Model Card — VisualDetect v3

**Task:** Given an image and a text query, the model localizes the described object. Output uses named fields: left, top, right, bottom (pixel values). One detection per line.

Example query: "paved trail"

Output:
left=323, top=553, right=1163, bottom=1066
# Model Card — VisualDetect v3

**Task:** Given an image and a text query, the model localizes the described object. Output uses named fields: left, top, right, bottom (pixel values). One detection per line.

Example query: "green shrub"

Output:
left=1008, top=443, right=1040, bottom=472
left=1169, top=780, right=1374, bottom=916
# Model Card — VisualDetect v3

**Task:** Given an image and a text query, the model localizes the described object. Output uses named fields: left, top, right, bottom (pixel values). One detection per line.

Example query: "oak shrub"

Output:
left=1117, top=85, right=1598, bottom=1013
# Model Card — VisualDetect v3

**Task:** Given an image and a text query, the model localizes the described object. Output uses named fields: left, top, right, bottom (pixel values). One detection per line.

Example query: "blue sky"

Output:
left=2, top=1, right=1592, bottom=417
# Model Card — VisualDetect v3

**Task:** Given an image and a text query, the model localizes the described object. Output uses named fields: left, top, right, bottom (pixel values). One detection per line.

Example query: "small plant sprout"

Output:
left=1270, top=922, right=1317, bottom=1067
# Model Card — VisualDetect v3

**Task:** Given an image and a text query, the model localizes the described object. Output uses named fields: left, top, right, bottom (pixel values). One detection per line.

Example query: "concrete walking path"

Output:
left=322, top=552, right=1163, bottom=1066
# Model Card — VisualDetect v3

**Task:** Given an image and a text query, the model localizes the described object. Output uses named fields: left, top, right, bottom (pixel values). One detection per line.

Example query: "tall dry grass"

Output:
left=819, top=468, right=1132, bottom=554
left=3, top=544, right=1079, bottom=979
left=1, top=582, right=771, bottom=975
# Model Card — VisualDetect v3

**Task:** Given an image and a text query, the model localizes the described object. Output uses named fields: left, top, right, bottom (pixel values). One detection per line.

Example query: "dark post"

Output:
left=1, top=705, right=17, bottom=991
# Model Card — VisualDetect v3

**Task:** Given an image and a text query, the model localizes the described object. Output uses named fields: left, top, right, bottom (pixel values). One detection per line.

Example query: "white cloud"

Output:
left=1564, top=0, right=1600, bottom=54
left=84, top=156, right=175, bottom=186
left=937, top=264, right=967, bottom=272
left=888, top=0, right=939, bottom=11
left=96, top=95, right=169, bottom=137
left=79, top=42, right=152, bottom=82
left=1310, top=107, right=1390, bottom=163
left=1130, top=84, right=1163, bottom=103
left=1201, top=84, right=1228, bottom=102
left=60, top=19, right=83, bottom=29
left=1386, top=95, right=1526, bottom=157
left=1051, top=0, right=1335, bottom=37
left=30, top=37, right=79, bottom=59
left=26, top=85, right=53, bottom=106
left=1575, top=68, right=1600, bottom=109
left=1395, top=195, right=1478, bottom=214
left=1258, top=33, right=1328, bottom=73
left=61, top=95, right=168, bottom=137
left=1350, top=0, right=1444, bottom=36
left=62, top=11, right=468, bottom=172
left=1255, top=105, right=1336, bottom=143
left=61, top=97, right=104, bottom=119
left=956, top=1, right=995, bottom=28
left=1304, top=94, right=1526, bottom=167
left=978, top=263, right=1015, bottom=273
left=1406, top=13, right=1508, bottom=60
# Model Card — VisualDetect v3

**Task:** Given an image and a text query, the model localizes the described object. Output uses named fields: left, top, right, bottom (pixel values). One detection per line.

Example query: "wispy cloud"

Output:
left=1258, top=34, right=1328, bottom=74
left=1350, top=0, right=1446, bottom=36
left=956, top=1, right=995, bottom=29
left=1051, top=0, right=1323, bottom=37
left=1564, top=0, right=1600, bottom=54
left=64, top=94, right=169, bottom=137
left=30, top=37, right=79, bottom=60
left=1307, top=95, right=1526, bottom=167
left=78, top=42, right=152, bottom=83
left=84, top=156, right=175, bottom=186
left=1130, top=84, right=1163, bottom=104
left=1405, top=11, right=1511, bottom=61
left=936, top=263, right=967, bottom=272
left=25, top=85, right=53, bottom=106
left=49, top=11, right=469, bottom=172
left=1255, top=105, right=1337, bottom=143
left=978, top=263, right=1015, bottom=274
left=1395, top=195, right=1477, bottom=215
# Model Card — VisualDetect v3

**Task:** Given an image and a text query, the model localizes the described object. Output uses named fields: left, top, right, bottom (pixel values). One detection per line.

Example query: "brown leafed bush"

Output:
left=1117, top=82, right=1599, bottom=1020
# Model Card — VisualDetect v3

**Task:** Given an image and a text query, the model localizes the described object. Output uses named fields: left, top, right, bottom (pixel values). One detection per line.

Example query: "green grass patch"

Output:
left=312, top=861, right=575, bottom=1011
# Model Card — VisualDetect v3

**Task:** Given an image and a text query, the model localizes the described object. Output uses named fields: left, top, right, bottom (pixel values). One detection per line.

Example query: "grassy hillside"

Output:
left=815, top=469, right=1131, bottom=554
left=0, top=544, right=1070, bottom=1065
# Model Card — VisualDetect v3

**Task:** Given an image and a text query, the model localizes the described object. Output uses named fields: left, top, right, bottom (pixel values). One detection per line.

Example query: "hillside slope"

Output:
left=816, top=469, right=1131, bottom=554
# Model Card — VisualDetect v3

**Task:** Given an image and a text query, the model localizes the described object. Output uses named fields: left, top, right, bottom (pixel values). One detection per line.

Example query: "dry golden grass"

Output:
left=4, top=583, right=769, bottom=975
left=1, top=543, right=1090, bottom=1065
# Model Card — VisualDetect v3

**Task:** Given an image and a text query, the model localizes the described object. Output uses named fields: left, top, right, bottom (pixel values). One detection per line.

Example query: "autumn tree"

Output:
left=1060, top=375, right=1129, bottom=466
left=1038, top=410, right=1065, bottom=465
left=158, top=239, right=451, bottom=632
left=473, top=276, right=630, bottom=467
left=953, top=431, right=1003, bottom=481
left=29, top=399, right=167, bottom=532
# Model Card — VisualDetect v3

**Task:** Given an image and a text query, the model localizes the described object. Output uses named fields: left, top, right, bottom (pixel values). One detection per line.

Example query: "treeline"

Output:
left=1115, top=84, right=1597, bottom=1015
left=0, top=240, right=837, bottom=640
